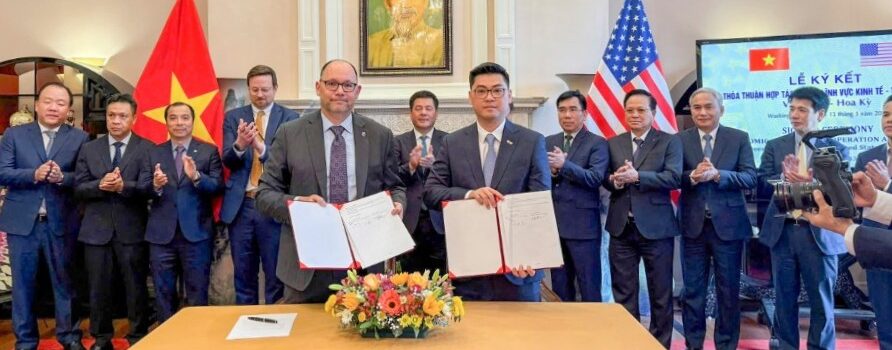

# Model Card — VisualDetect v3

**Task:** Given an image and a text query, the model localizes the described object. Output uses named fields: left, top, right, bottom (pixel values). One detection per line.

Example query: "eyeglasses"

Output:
left=321, top=80, right=358, bottom=92
left=472, top=87, right=507, bottom=98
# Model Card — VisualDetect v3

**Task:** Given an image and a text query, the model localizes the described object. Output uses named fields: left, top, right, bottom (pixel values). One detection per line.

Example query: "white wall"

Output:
left=515, top=0, right=609, bottom=136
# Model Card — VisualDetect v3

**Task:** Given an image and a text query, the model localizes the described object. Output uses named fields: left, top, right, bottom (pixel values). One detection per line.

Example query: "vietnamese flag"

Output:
left=133, top=0, right=222, bottom=148
left=749, top=48, right=790, bottom=71
left=133, top=0, right=224, bottom=219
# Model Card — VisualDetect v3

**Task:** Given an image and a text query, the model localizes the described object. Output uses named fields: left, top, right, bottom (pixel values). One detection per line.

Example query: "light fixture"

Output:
left=69, top=57, right=108, bottom=69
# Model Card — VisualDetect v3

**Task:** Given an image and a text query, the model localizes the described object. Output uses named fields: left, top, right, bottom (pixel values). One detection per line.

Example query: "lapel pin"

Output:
left=506, top=140, right=513, bottom=145
left=362, top=131, right=367, bottom=137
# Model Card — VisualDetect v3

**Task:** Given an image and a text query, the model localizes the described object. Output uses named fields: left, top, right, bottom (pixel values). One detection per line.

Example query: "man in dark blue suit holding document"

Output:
left=425, top=62, right=551, bottom=302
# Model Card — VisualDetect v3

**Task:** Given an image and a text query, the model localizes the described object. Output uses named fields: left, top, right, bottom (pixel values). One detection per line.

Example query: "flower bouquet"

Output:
left=324, top=269, right=464, bottom=338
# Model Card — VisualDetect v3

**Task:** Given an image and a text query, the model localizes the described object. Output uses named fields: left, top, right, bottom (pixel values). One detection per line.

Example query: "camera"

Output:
left=771, top=127, right=857, bottom=218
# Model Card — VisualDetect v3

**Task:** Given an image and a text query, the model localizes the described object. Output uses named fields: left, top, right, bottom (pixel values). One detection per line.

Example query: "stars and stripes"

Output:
left=860, top=42, right=892, bottom=67
left=586, top=0, right=677, bottom=139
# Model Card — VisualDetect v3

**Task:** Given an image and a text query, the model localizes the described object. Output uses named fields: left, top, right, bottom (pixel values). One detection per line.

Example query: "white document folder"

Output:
left=443, top=190, right=563, bottom=278
left=288, top=191, right=415, bottom=269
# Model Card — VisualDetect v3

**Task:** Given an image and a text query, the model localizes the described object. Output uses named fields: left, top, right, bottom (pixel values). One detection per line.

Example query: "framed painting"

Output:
left=360, top=0, right=452, bottom=76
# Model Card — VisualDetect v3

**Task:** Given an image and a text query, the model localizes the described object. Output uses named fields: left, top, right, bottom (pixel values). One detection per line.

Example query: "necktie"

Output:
left=563, top=134, right=573, bottom=152
left=420, top=135, right=429, bottom=157
left=44, top=130, right=56, bottom=154
left=174, top=145, right=185, bottom=180
left=112, top=141, right=124, bottom=169
left=703, top=134, right=713, bottom=159
left=483, top=134, right=497, bottom=187
left=329, top=125, right=348, bottom=203
left=249, top=110, right=266, bottom=188
left=632, top=137, right=644, bottom=163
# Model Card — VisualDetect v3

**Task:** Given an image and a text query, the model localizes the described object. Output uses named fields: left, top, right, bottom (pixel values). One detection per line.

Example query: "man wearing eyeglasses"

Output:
left=221, top=65, right=298, bottom=306
left=425, top=62, right=550, bottom=301
left=256, top=59, right=406, bottom=303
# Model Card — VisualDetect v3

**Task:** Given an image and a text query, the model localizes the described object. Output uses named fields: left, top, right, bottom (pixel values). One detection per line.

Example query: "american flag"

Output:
left=860, top=42, right=892, bottom=67
left=586, top=0, right=677, bottom=139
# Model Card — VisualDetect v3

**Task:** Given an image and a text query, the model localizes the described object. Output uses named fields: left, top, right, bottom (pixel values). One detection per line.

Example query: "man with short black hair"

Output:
left=0, top=82, right=90, bottom=350
left=221, top=65, right=298, bottom=305
left=546, top=89, right=608, bottom=302
left=75, top=93, right=153, bottom=349
left=395, top=90, right=448, bottom=273
left=425, top=62, right=549, bottom=301
left=603, top=89, right=682, bottom=349
left=758, top=86, right=848, bottom=349
left=142, top=102, right=223, bottom=321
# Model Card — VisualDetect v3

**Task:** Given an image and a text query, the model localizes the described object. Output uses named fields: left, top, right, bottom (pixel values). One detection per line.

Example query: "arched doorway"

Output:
left=0, top=56, right=132, bottom=138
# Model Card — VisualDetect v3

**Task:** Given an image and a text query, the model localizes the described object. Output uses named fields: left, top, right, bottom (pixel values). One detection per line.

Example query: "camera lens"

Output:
left=772, top=181, right=822, bottom=213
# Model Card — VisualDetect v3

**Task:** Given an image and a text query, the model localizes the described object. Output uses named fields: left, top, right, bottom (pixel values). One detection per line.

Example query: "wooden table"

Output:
left=131, top=302, right=664, bottom=349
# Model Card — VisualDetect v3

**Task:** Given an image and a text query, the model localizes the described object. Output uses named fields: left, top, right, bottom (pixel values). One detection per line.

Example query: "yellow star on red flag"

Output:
left=142, top=73, right=218, bottom=144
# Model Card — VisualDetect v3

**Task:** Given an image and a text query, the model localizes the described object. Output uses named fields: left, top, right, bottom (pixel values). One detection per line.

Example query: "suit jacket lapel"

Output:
left=178, top=141, right=201, bottom=186
left=567, top=130, right=587, bottom=159
left=490, top=121, right=517, bottom=188
left=686, top=130, right=704, bottom=161
left=47, top=125, right=70, bottom=160
left=116, top=136, right=141, bottom=172
left=28, top=123, right=48, bottom=162
left=463, top=126, right=486, bottom=188
left=709, top=127, right=726, bottom=163
left=634, top=131, right=659, bottom=169
left=157, top=141, right=178, bottom=189
left=306, top=113, right=328, bottom=198
left=265, top=104, right=283, bottom=142
left=97, top=136, right=114, bottom=171
left=354, top=116, right=369, bottom=198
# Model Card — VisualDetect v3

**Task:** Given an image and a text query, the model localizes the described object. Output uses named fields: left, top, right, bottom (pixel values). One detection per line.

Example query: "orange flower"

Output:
left=342, top=293, right=360, bottom=311
left=363, top=274, right=381, bottom=291
left=379, top=289, right=403, bottom=316
left=390, top=272, right=409, bottom=286
left=423, top=295, right=443, bottom=316
left=408, top=272, right=428, bottom=289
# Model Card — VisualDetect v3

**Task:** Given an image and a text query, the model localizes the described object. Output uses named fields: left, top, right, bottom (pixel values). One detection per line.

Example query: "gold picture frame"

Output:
left=360, top=0, right=453, bottom=76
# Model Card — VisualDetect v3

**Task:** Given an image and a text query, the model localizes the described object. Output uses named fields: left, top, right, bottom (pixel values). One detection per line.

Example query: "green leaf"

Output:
left=328, top=284, right=343, bottom=291
left=348, top=269, right=358, bottom=283
left=358, top=321, right=374, bottom=330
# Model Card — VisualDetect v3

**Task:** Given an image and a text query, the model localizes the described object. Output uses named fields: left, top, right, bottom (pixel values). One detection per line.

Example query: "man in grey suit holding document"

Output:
left=424, top=62, right=551, bottom=301
left=256, top=59, right=406, bottom=303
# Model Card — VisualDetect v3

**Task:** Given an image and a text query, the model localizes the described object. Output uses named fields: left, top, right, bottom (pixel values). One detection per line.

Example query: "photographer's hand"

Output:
left=852, top=171, right=878, bottom=208
left=801, top=190, right=853, bottom=235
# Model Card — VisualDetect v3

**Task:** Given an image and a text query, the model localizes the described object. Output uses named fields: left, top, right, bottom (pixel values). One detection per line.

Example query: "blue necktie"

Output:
left=112, top=141, right=124, bottom=169
left=483, top=134, right=497, bottom=187
left=329, top=125, right=348, bottom=203
left=703, top=134, right=713, bottom=159
left=420, top=135, right=429, bottom=157
left=632, top=137, right=644, bottom=163
left=174, top=145, right=185, bottom=179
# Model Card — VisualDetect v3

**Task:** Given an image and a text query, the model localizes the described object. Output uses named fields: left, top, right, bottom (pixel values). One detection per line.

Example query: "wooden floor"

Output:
left=0, top=310, right=878, bottom=350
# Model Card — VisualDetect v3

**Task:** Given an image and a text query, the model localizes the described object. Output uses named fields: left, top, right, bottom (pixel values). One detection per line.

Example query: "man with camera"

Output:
left=803, top=171, right=892, bottom=269
left=757, top=86, right=848, bottom=350
left=849, top=94, right=892, bottom=349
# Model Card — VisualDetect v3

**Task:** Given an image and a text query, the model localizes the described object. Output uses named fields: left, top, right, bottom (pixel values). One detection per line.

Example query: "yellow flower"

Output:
left=408, top=272, right=428, bottom=289
left=324, top=295, right=337, bottom=314
left=424, top=316, right=434, bottom=329
left=423, top=295, right=443, bottom=316
left=411, top=315, right=423, bottom=328
left=451, top=296, right=465, bottom=317
left=390, top=272, right=409, bottom=286
left=357, top=311, right=367, bottom=322
left=342, top=293, right=360, bottom=311
left=363, top=274, right=381, bottom=291
left=399, top=314, right=412, bottom=327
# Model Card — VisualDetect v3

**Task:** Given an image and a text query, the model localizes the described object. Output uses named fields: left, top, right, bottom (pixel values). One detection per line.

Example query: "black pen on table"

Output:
left=248, top=316, right=278, bottom=324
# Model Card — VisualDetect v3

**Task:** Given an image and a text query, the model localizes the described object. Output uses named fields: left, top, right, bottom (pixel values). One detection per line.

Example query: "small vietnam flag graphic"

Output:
left=749, top=48, right=790, bottom=71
